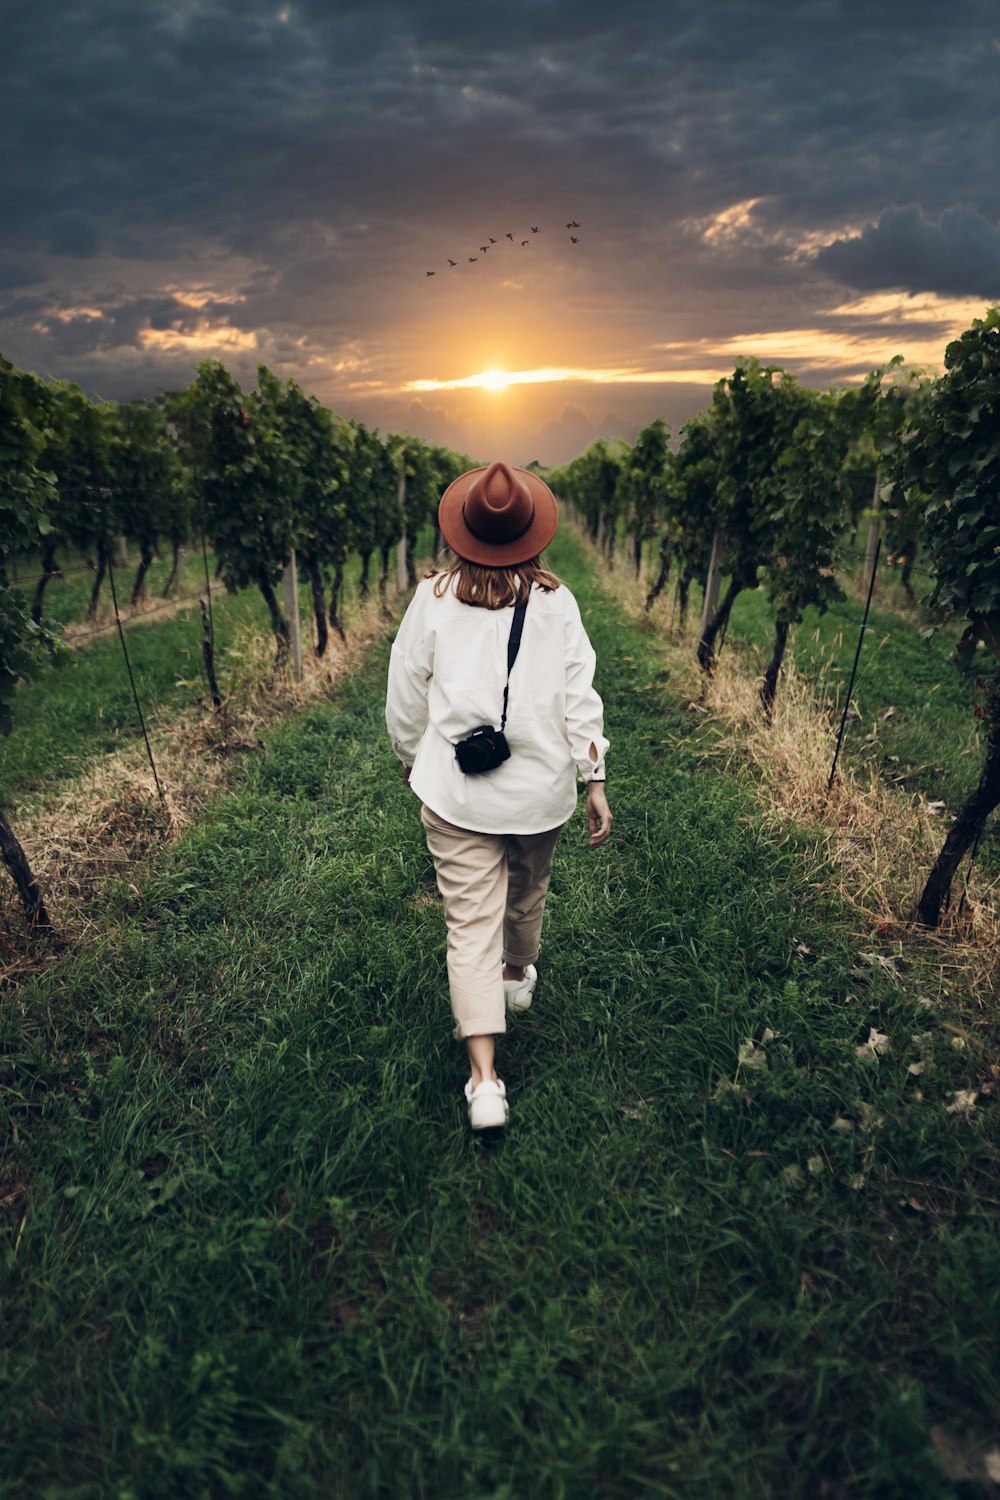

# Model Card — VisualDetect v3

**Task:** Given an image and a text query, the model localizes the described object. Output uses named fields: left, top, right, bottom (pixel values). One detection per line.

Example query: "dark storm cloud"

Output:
left=0, top=296, right=46, bottom=321
left=2, top=0, right=998, bottom=445
left=47, top=211, right=100, bottom=258
left=5, top=1, right=997, bottom=261
left=0, top=262, right=47, bottom=292
left=815, top=204, right=1000, bottom=300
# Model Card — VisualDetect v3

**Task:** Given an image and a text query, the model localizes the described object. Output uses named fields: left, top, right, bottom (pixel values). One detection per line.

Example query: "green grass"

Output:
left=0, top=536, right=435, bottom=810
left=2, top=526, right=998, bottom=1497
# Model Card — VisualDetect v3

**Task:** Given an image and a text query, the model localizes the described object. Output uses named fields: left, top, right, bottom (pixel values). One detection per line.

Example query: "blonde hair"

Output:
left=425, top=551, right=563, bottom=609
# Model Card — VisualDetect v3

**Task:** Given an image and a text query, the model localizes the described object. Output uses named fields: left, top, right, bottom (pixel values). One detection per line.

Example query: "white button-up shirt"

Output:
left=385, top=572, right=610, bottom=834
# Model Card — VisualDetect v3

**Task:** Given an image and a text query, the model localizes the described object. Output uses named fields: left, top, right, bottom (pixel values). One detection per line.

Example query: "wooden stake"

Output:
left=397, top=469, right=407, bottom=591
left=283, top=549, right=304, bottom=682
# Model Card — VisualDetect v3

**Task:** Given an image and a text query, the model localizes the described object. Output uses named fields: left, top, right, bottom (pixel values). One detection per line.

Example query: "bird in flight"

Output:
left=424, top=218, right=582, bottom=275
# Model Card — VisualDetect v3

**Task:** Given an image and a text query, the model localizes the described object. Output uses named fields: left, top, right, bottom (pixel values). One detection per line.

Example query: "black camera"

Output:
left=453, top=597, right=527, bottom=776
left=454, top=724, right=511, bottom=775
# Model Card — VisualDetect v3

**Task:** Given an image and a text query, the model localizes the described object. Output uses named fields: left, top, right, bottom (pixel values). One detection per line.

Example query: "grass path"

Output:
left=2, top=528, right=998, bottom=1498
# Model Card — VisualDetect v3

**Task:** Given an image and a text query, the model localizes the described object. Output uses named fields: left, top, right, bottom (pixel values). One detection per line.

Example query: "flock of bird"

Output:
left=425, top=221, right=581, bottom=275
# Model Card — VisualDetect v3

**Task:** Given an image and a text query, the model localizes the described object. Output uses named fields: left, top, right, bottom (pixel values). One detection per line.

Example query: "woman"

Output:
left=385, top=460, right=612, bottom=1130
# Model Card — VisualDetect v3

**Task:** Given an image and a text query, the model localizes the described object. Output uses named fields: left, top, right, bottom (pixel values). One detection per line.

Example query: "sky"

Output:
left=3, top=0, right=999, bottom=466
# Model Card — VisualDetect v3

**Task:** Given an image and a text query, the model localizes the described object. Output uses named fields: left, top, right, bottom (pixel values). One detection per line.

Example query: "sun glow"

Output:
left=405, top=365, right=734, bottom=392
left=477, top=368, right=511, bottom=391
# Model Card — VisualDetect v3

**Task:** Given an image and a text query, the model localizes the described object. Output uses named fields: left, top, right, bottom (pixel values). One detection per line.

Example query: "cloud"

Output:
left=2, top=1, right=999, bottom=448
left=0, top=261, right=46, bottom=292
left=46, top=210, right=99, bottom=258
left=529, top=402, right=636, bottom=464
left=814, top=203, right=1000, bottom=299
left=404, top=398, right=469, bottom=452
left=0, top=295, right=46, bottom=322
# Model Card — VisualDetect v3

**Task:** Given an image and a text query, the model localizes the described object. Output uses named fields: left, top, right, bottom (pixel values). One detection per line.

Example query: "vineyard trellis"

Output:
left=544, top=311, right=1000, bottom=927
left=0, top=349, right=475, bottom=941
left=2, top=309, right=999, bottom=937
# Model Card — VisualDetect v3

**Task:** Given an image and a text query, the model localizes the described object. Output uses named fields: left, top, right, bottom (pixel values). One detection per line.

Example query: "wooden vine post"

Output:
left=396, top=468, right=407, bottom=591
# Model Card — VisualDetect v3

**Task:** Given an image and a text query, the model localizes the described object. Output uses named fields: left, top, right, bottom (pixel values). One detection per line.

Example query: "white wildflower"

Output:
left=856, top=1027, right=891, bottom=1059
left=738, top=1039, right=767, bottom=1072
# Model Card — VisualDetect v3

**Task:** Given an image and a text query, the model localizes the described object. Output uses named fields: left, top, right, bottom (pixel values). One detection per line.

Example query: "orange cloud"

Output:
left=138, top=323, right=257, bottom=352
left=162, top=284, right=247, bottom=309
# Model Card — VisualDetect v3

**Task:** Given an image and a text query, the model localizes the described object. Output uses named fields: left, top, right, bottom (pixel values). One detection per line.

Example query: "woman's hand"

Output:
left=586, top=783, right=612, bottom=848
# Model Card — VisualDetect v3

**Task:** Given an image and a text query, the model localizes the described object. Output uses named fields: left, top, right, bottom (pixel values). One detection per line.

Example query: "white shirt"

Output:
left=385, top=572, right=610, bottom=834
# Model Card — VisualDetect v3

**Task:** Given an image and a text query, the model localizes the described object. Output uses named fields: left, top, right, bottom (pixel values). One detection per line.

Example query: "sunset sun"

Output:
left=477, top=368, right=510, bottom=391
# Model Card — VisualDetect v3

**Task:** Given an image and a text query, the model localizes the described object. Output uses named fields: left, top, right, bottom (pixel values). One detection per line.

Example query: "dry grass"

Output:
left=0, top=576, right=415, bottom=986
left=571, top=519, right=1000, bottom=1006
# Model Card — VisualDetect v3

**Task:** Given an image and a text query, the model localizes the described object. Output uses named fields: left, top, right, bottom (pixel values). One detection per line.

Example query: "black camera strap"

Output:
left=499, top=594, right=529, bottom=733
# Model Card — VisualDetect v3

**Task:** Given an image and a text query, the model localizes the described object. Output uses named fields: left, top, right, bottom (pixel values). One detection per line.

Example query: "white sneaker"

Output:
left=503, top=963, right=537, bottom=1013
left=464, top=1077, right=509, bottom=1130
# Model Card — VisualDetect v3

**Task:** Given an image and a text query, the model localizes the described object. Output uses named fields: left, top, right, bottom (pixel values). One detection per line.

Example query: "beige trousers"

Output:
left=419, top=802, right=568, bottom=1041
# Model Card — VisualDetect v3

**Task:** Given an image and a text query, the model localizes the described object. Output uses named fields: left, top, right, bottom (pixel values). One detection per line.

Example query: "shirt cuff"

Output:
left=391, top=736, right=422, bottom=766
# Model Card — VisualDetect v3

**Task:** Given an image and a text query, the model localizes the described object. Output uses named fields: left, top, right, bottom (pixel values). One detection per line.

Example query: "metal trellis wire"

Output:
left=102, top=498, right=165, bottom=803
left=67, top=583, right=222, bottom=641
left=827, top=535, right=881, bottom=791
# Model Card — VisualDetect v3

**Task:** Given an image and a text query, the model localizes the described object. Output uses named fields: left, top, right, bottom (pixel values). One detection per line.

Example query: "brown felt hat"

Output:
left=438, top=460, right=559, bottom=567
